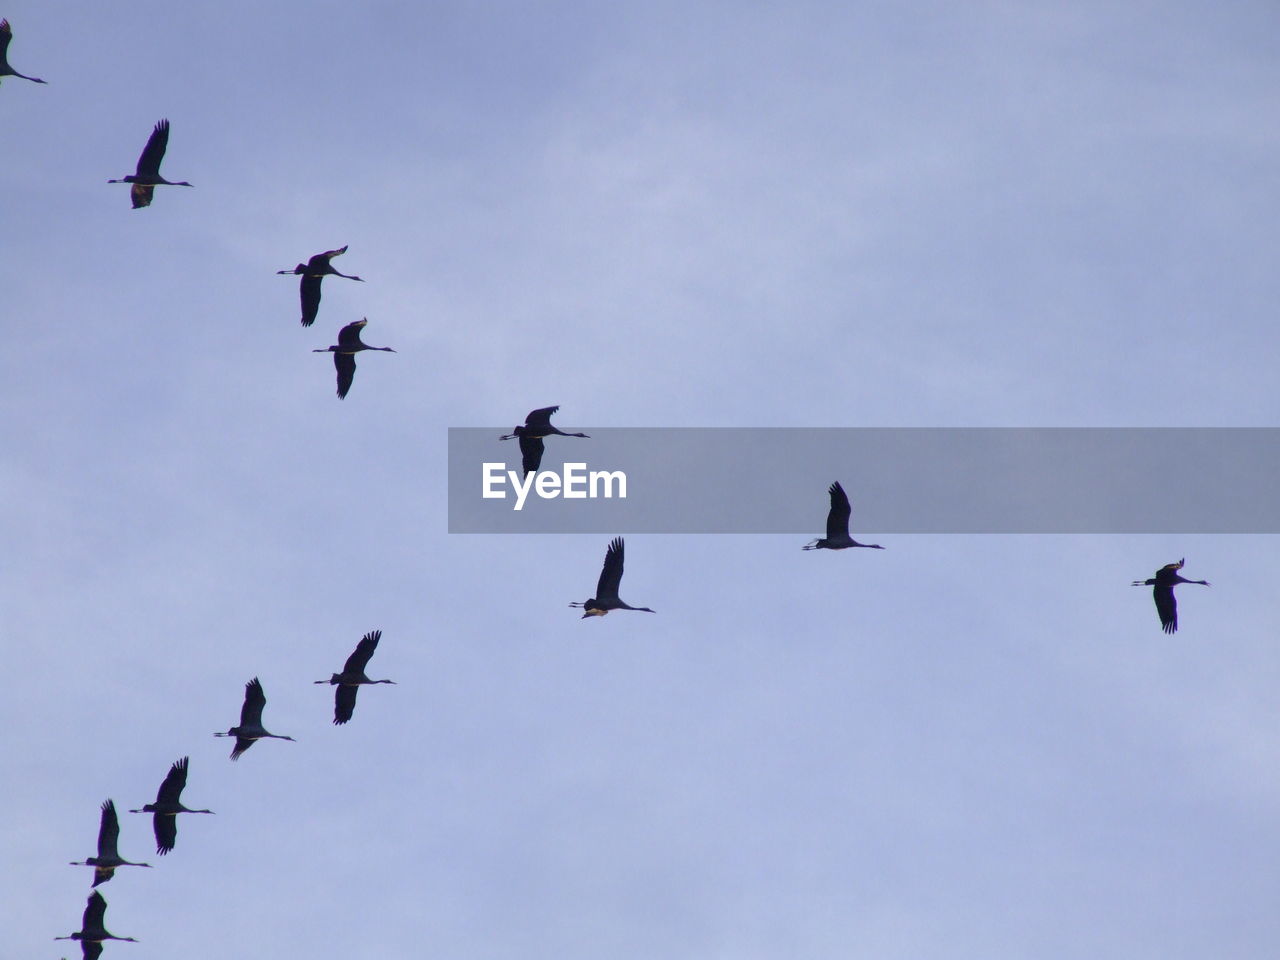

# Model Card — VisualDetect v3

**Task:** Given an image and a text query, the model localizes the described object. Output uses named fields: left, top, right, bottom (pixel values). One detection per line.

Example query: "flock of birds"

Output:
left=10, top=17, right=1212, bottom=956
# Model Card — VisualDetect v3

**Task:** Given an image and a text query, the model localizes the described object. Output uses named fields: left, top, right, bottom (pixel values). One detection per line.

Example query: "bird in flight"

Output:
left=108, top=119, right=193, bottom=208
left=55, top=891, right=138, bottom=959
left=570, top=537, right=656, bottom=618
left=129, top=756, right=213, bottom=855
left=316, top=629, right=396, bottom=725
left=0, top=20, right=46, bottom=85
left=802, top=481, right=884, bottom=551
left=500, top=406, right=590, bottom=476
left=69, top=800, right=153, bottom=887
left=1131, top=558, right=1209, bottom=634
left=214, top=677, right=296, bottom=760
left=277, top=245, right=365, bottom=327
left=314, top=318, right=396, bottom=399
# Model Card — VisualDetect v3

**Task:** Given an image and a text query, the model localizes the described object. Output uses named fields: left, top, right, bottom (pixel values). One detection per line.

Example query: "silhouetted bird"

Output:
left=55, top=891, right=138, bottom=958
left=128, top=757, right=213, bottom=855
left=108, top=119, right=192, bottom=208
left=313, top=318, right=395, bottom=398
left=315, top=630, right=396, bottom=725
left=277, top=245, right=364, bottom=327
left=570, top=537, right=656, bottom=618
left=802, top=481, right=884, bottom=551
left=69, top=800, right=152, bottom=887
left=214, top=677, right=296, bottom=760
left=0, top=20, right=46, bottom=85
left=1131, top=558, right=1210, bottom=634
left=500, top=406, right=589, bottom=476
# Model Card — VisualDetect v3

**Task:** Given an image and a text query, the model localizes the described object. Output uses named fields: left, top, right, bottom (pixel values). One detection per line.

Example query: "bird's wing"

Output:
left=1154, top=585, right=1178, bottom=634
left=230, top=736, right=254, bottom=761
left=299, top=274, right=322, bottom=326
left=336, top=319, right=367, bottom=349
left=85, top=891, right=107, bottom=928
left=525, top=406, right=559, bottom=430
left=129, top=183, right=155, bottom=209
left=157, top=757, right=188, bottom=804
left=91, top=865, right=115, bottom=888
left=97, top=800, right=120, bottom=857
left=83, top=940, right=104, bottom=960
left=335, top=352, right=357, bottom=399
left=136, top=119, right=169, bottom=179
left=343, top=630, right=382, bottom=673
left=318, top=244, right=348, bottom=264
left=825, top=481, right=852, bottom=541
left=596, top=537, right=625, bottom=600
left=334, top=684, right=358, bottom=725
left=0, top=20, right=11, bottom=60
left=519, top=435, right=544, bottom=476
left=240, top=677, right=266, bottom=726
left=153, top=812, right=177, bottom=855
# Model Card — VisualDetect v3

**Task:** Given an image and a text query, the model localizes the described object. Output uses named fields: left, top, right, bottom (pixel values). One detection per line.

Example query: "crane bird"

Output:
left=0, top=19, right=46, bottom=84
left=499, top=405, right=590, bottom=476
left=128, top=756, right=213, bottom=855
left=55, top=891, right=138, bottom=959
left=107, top=119, right=192, bottom=208
left=1131, top=558, right=1210, bottom=634
left=315, top=629, right=396, bottom=725
left=277, top=245, right=365, bottom=327
left=570, top=536, right=656, bottom=618
left=214, top=677, right=296, bottom=760
left=69, top=800, right=152, bottom=887
left=313, top=318, right=396, bottom=399
left=802, top=481, right=884, bottom=551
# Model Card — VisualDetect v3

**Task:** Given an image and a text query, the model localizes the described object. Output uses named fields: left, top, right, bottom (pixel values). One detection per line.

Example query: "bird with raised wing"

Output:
left=570, top=537, right=655, bottom=618
left=277, top=245, right=365, bottom=327
left=70, top=800, right=152, bottom=887
left=0, top=20, right=46, bottom=85
left=55, top=891, right=138, bottom=959
left=802, top=481, right=884, bottom=551
left=107, top=119, right=192, bottom=209
left=215, top=677, right=296, bottom=760
left=128, top=756, right=213, bottom=855
left=500, top=406, right=590, bottom=476
left=316, top=629, right=396, bottom=725
left=1131, top=558, right=1209, bottom=634
left=314, top=318, right=396, bottom=399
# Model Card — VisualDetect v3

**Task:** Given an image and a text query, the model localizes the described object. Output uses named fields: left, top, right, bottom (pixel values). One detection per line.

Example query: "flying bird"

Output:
left=128, top=756, right=213, bottom=855
left=0, top=20, right=46, bottom=85
left=315, top=629, right=396, bottom=725
left=277, top=245, right=365, bottom=327
left=55, top=891, right=138, bottom=959
left=314, top=318, right=396, bottom=398
left=500, top=406, right=590, bottom=476
left=107, top=119, right=192, bottom=208
left=1131, top=558, right=1210, bottom=634
left=215, top=677, right=296, bottom=760
left=69, top=800, right=152, bottom=887
left=802, top=481, right=884, bottom=551
left=570, top=536, right=656, bottom=618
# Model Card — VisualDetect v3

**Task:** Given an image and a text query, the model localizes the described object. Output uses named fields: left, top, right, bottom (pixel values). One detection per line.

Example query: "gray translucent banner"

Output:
left=447, top=428, right=1280, bottom=533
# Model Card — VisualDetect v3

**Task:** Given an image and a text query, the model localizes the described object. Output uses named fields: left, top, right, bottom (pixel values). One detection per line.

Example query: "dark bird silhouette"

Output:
left=802, top=481, right=884, bottom=551
left=0, top=20, right=46, bottom=85
left=128, top=756, right=213, bottom=855
left=499, top=406, right=590, bottom=476
left=314, top=318, right=396, bottom=399
left=107, top=119, right=192, bottom=208
left=214, top=677, right=296, bottom=760
left=570, top=536, right=655, bottom=618
left=315, top=630, right=396, bottom=725
left=69, top=800, right=152, bottom=887
left=277, top=245, right=364, bottom=327
left=1131, top=558, right=1210, bottom=634
left=55, top=891, right=138, bottom=959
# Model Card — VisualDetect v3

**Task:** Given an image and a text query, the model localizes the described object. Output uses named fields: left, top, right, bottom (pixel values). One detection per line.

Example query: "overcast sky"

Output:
left=5, top=2, right=1279, bottom=958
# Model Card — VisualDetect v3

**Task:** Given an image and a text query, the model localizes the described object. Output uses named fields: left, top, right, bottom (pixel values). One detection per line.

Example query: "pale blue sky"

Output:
left=5, top=2, right=1279, bottom=958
